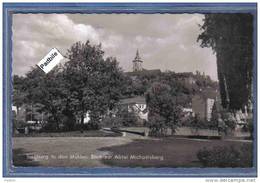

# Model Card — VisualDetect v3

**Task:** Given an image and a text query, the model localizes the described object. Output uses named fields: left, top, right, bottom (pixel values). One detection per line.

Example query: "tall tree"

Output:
left=63, top=41, right=126, bottom=132
left=146, top=82, right=182, bottom=136
left=197, top=14, right=253, bottom=110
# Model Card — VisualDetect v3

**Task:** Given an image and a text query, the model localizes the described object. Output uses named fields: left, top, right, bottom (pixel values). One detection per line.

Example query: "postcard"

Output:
left=2, top=3, right=257, bottom=178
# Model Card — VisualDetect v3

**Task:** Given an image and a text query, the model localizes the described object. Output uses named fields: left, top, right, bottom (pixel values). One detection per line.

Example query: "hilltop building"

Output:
left=126, top=50, right=161, bottom=78
left=133, top=49, right=143, bottom=72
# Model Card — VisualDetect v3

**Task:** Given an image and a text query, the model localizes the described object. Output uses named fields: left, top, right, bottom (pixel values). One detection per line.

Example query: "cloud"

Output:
left=12, top=13, right=218, bottom=80
left=12, top=14, right=101, bottom=74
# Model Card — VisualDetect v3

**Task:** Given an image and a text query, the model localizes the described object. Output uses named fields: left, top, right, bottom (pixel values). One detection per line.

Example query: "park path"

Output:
left=102, top=127, right=149, bottom=139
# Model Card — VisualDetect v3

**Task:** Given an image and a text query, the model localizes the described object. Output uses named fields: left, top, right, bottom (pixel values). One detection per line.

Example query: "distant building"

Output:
left=132, top=49, right=143, bottom=72
left=182, top=107, right=193, bottom=115
left=118, top=96, right=148, bottom=124
left=126, top=50, right=161, bottom=77
left=174, top=72, right=196, bottom=85
left=206, top=98, right=215, bottom=121
left=81, top=96, right=149, bottom=125
left=82, top=111, right=91, bottom=124
left=192, top=88, right=219, bottom=121
left=127, top=69, right=161, bottom=78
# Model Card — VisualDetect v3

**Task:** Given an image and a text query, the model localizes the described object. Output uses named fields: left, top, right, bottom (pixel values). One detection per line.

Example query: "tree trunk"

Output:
left=54, top=115, right=60, bottom=132
left=80, top=114, right=84, bottom=133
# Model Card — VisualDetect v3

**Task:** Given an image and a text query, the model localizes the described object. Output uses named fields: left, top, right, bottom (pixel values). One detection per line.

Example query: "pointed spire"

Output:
left=135, top=49, right=141, bottom=60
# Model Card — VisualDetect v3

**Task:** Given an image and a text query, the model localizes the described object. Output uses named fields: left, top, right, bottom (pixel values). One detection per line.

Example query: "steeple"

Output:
left=135, top=49, right=141, bottom=60
left=133, top=49, right=143, bottom=72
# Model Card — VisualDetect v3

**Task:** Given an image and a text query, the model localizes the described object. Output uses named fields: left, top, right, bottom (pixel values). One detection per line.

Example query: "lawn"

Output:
left=13, top=136, right=132, bottom=167
left=99, top=138, right=252, bottom=167
left=12, top=136, right=252, bottom=168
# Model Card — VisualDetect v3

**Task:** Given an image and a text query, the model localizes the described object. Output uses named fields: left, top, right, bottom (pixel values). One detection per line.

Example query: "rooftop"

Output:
left=119, top=96, right=146, bottom=105
left=194, top=87, right=219, bottom=100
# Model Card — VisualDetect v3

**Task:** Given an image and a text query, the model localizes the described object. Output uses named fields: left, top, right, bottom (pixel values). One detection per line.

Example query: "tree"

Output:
left=20, top=66, right=67, bottom=131
left=197, top=14, right=253, bottom=110
left=117, top=107, right=138, bottom=127
left=146, top=82, right=182, bottom=136
left=13, top=75, right=26, bottom=115
left=63, top=41, right=126, bottom=132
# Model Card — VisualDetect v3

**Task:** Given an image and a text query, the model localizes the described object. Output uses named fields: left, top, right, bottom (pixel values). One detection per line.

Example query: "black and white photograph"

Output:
left=4, top=3, right=256, bottom=178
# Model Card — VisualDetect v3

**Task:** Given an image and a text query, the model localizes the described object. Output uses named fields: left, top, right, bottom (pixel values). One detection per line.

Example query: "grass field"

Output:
left=99, top=138, right=252, bottom=167
left=12, top=136, right=252, bottom=168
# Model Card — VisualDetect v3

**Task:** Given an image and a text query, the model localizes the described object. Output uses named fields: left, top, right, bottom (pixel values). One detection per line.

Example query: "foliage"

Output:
left=243, top=118, right=253, bottom=139
left=117, top=107, right=139, bottom=127
left=216, top=111, right=237, bottom=135
left=146, top=82, right=182, bottom=136
left=12, top=39, right=221, bottom=134
left=59, top=110, right=77, bottom=131
left=101, top=108, right=138, bottom=128
left=101, top=116, right=122, bottom=128
left=198, top=14, right=253, bottom=110
left=197, top=144, right=253, bottom=167
left=13, top=41, right=126, bottom=133
left=123, top=70, right=218, bottom=108
left=183, top=114, right=218, bottom=130
left=148, top=113, right=168, bottom=136
left=222, top=112, right=237, bottom=130
left=248, top=119, right=254, bottom=139
left=12, top=75, right=26, bottom=113
left=14, top=66, right=68, bottom=131
left=13, top=119, right=28, bottom=129
left=41, top=122, right=60, bottom=132
left=62, top=41, right=126, bottom=132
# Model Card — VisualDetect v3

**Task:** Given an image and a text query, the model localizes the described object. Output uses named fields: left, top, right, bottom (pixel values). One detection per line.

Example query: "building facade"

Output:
left=119, top=96, right=148, bottom=123
left=192, top=88, right=218, bottom=122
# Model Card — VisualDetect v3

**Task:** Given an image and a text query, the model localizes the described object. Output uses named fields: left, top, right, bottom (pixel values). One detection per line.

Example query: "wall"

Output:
left=192, top=95, right=206, bottom=120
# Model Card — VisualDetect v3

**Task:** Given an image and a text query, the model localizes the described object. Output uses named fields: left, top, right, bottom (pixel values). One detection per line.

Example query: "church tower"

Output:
left=133, top=49, right=143, bottom=72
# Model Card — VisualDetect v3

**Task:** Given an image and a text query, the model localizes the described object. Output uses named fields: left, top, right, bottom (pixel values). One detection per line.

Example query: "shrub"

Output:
left=41, top=122, right=59, bottom=132
left=60, top=111, right=76, bottom=131
left=102, top=108, right=139, bottom=128
left=102, top=116, right=123, bottom=128
left=148, top=114, right=168, bottom=137
left=13, top=119, right=27, bottom=129
left=221, top=112, right=237, bottom=135
left=197, top=144, right=253, bottom=167
left=117, top=108, right=138, bottom=127
left=243, top=118, right=254, bottom=139
left=87, top=121, right=100, bottom=130
left=72, top=122, right=99, bottom=131
left=183, top=115, right=218, bottom=130
left=146, top=82, right=182, bottom=136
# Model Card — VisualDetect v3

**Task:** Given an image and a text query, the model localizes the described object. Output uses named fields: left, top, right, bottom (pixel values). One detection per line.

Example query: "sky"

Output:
left=12, top=13, right=218, bottom=81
